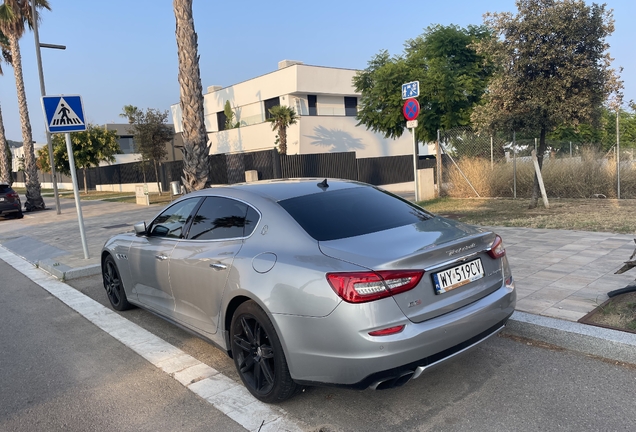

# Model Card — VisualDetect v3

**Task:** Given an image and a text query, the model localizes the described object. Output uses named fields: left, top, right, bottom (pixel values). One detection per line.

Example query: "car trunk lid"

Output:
left=319, top=217, right=504, bottom=323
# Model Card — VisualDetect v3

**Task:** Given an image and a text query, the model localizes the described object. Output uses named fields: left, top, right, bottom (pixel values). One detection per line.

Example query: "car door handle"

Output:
left=155, top=254, right=168, bottom=261
left=210, top=262, right=227, bottom=270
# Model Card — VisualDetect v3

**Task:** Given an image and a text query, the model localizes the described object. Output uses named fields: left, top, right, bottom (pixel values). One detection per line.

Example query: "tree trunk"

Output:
left=174, top=0, right=210, bottom=193
left=83, top=167, right=88, bottom=194
left=9, top=33, right=44, bottom=211
left=279, top=125, right=287, bottom=155
left=0, top=103, right=11, bottom=185
left=154, top=160, right=162, bottom=195
left=529, top=127, right=547, bottom=209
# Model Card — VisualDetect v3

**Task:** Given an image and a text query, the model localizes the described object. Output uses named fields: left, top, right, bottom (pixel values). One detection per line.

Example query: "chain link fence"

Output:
left=439, top=124, right=636, bottom=199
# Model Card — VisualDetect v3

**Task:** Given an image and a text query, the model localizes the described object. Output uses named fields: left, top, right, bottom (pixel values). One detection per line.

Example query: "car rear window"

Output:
left=0, top=185, right=11, bottom=193
left=278, top=186, right=432, bottom=241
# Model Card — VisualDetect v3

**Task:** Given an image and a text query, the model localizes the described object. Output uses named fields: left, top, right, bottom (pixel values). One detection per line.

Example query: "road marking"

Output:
left=0, top=246, right=304, bottom=432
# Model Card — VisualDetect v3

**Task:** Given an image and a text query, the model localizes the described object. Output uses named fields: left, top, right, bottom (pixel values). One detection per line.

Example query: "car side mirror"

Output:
left=133, top=221, right=147, bottom=236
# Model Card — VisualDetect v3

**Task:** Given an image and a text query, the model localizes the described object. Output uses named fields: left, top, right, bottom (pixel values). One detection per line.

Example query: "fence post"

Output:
left=490, top=136, right=494, bottom=171
left=436, top=129, right=442, bottom=197
left=617, top=109, right=620, bottom=199
left=513, top=131, right=517, bottom=199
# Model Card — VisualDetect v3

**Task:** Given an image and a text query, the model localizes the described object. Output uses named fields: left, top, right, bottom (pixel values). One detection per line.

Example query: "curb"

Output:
left=38, top=259, right=101, bottom=281
left=505, top=311, right=636, bottom=365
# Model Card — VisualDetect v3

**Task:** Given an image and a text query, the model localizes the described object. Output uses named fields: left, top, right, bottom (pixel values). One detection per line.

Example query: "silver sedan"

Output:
left=101, top=179, right=516, bottom=403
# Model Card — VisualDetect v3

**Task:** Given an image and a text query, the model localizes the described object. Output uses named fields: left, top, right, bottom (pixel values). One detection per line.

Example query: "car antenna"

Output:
left=317, top=179, right=329, bottom=190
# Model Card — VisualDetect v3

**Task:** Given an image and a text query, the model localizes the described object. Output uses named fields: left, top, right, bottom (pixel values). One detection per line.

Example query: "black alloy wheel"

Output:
left=230, top=301, right=297, bottom=403
left=102, top=255, right=132, bottom=311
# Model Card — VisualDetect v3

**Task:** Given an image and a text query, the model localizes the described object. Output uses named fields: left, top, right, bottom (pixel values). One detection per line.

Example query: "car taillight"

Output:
left=7, top=192, right=18, bottom=199
left=326, top=270, right=424, bottom=304
left=487, top=235, right=505, bottom=259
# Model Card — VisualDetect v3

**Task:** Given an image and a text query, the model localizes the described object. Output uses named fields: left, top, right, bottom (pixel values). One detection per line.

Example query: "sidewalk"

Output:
left=0, top=196, right=160, bottom=279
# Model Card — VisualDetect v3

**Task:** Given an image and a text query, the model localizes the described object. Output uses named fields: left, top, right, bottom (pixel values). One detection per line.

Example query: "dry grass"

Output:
left=420, top=197, right=636, bottom=234
left=445, top=149, right=636, bottom=199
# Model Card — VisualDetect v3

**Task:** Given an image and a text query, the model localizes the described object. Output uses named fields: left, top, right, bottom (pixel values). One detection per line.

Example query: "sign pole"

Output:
left=64, top=132, right=89, bottom=259
left=412, top=128, right=419, bottom=201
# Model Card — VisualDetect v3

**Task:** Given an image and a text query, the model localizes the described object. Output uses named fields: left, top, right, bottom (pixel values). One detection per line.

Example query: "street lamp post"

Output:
left=31, top=2, right=65, bottom=215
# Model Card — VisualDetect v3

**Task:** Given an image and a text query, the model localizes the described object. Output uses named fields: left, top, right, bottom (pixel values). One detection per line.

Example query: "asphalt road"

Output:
left=0, top=260, right=244, bottom=432
left=4, top=260, right=636, bottom=432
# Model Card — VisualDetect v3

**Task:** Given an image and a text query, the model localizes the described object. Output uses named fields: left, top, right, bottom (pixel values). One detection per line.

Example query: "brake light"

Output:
left=7, top=192, right=18, bottom=199
left=487, top=235, right=505, bottom=259
left=326, top=270, right=424, bottom=303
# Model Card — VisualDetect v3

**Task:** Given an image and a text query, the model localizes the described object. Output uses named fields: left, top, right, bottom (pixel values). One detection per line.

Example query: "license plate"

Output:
left=432, top=258, right=484, bottom=294
left=0, top=197, right=4, bottom=201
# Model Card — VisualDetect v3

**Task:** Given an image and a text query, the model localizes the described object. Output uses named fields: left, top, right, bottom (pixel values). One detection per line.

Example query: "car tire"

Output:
left=102, top=255, right=133, bottom=311
left=14, top=211, right=23, bottom=219
left=230, top=300, right=298, bottom=403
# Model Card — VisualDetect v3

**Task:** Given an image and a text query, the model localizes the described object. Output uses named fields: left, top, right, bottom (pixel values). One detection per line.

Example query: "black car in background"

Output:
left=0, top=183, right=23, bottom=219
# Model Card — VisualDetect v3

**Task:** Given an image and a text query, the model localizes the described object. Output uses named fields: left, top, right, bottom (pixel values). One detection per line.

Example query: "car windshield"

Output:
left=278, top=186, right=432, bottom=241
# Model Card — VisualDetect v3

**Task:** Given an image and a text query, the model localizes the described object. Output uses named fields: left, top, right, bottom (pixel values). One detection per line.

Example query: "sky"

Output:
left=0, top=0, right=634, bottom=144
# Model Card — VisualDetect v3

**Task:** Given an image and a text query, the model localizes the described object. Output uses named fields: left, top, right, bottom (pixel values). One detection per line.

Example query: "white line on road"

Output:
left=0, top=246, right=304, bottom=432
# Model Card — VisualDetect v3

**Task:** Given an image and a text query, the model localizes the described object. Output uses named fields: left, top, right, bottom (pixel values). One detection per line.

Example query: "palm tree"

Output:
left=0, top=30, right=13, bottom=184
left=119, top=104, right=139, bottom=124
left=267, top=105, right=299, bottom=155
left=173, top=0, right=210, bottom=192
left=0, top=0, right=50, bottom=210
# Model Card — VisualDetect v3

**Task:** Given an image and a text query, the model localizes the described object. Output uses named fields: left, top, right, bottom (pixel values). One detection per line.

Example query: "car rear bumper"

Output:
left=0, top=206, right=21, bottom=216
left=273, top=281, right=516, bottom=387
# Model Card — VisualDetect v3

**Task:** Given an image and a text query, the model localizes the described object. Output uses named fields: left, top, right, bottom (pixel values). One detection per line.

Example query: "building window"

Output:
left=217, top=111, right=227, bottom=131
left=308, top=95, right=317, bottom=116
left=118, top=136, right=134, bottom=153
left=344, top=97, right=357, bottom=116
left=263, top=97, right=280, bottom=120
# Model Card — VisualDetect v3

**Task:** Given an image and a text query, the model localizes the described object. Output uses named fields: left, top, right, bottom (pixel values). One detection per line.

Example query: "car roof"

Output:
left=198, top=178, right=367, bottom=202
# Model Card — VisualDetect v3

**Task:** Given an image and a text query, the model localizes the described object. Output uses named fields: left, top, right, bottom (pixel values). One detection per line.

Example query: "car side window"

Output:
left=149, top=198, right=200, bottom=239
left=187, top=197, right=257, bottom=240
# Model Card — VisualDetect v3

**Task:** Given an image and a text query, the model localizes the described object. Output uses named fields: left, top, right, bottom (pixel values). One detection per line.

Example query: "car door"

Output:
left=128, top=197, right=201, bottom=316
left=169, top=196, right=260, bottom=335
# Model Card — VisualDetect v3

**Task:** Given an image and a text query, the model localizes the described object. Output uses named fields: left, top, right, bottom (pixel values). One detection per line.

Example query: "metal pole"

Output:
left=513, top=131, right=517, bottom=199
left=534, top=137, right=537, bottom=153
left=490, top=136, right=494, bottom=170
left=617, top=109, right=620, bottom=199
left=412, top=128, right=419, bottom=201
left=31, top=2, right=62, bottom=215
left=64, top=133, right=89, bottom=259
left=570, top=141, right=572, bottom=158
left=436, top=129, right=442, bottom=197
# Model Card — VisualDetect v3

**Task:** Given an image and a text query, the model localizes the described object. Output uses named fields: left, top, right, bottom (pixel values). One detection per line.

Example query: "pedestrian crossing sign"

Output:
left=41, top=95, right=86, bottom=133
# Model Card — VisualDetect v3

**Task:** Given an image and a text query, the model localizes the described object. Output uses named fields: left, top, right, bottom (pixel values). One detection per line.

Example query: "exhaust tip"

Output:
left=371, top=372, right=414, bottom=390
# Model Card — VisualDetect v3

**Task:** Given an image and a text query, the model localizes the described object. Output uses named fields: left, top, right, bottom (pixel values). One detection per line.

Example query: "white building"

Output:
left=171, top=61, right=433, bottom=158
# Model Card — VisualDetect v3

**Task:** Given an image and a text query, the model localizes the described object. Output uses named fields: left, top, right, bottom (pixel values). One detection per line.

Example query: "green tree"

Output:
left=0, top=30, right=13, bottom=184
left=353, top=24, right=493, bottom=143
left=129, top=108, right=174, bottom=195
left=0, top=0, right=50, bottom=210
left=223, top=100, right=239, bottom=129
left=37, top=124, right=120, bottom=194
left=267, top=105, right=298, bottom=155
left=173, top=0, right=210, bottom=192
left=119, top=105, right=140, bottom=124
left=549, top=106, right=636, bottom=150
left=471, top=0, right=621, bottom=208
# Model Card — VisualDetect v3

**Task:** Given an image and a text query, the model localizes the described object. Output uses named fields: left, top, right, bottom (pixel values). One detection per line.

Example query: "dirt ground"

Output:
left=581, top=291, right=636, bottom=333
